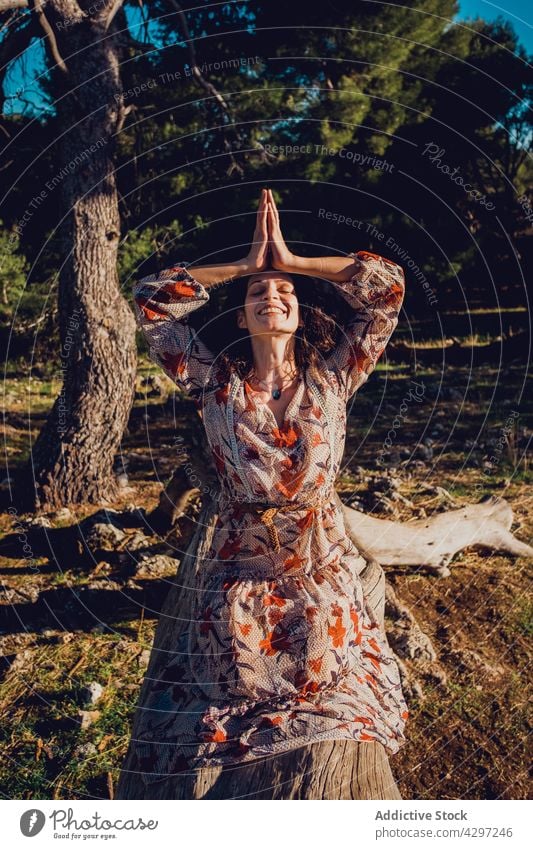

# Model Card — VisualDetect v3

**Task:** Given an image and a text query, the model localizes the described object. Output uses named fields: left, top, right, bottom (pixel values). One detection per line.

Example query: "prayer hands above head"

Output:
left=266, top=188, right=296, bottom=272
left=243, top=188, right=270, bottom=273
left=186, top=189, right=365, bottom=287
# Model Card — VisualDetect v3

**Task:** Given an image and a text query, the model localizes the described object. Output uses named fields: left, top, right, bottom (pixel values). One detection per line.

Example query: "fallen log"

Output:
left=340, top=494, right=533, bottom=578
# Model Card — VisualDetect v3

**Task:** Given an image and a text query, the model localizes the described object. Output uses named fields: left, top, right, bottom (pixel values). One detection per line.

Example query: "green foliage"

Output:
left=0, top=223, right=29, bottom=326
left=0, top=0, right=531, bottom=352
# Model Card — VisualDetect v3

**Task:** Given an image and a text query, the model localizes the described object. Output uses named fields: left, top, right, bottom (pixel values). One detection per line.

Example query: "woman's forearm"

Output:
left=186, top=258, right=251, bottom=287
left=278, top=254, right=362, bottom=283
left=187, top=254, right=362, bottom=286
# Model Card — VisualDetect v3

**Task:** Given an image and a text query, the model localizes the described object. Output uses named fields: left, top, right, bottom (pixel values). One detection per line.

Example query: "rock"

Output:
left=125, top=531, right=154, bottom=552
left=73, top=742, right=98, bottom=759
left=5, top=648, right=32, bottom=672
left=49, top=508, right=73, bottom=522
left=79, top=511, right=126, bottom=551
left=136, top=374, right=167, bottom=397
left=393, top=654, right=424, bottom=701
left=371, top=475, right=401, bottom=493
left=385, top=586, right=438, bottom=664
left=80, top=681, right=104, bottom=706
left=388, top=620, right=437, bottom=662
left=25, top=516, right=52, bottom=529
left=78, top=709, right=101, bottom=730
left=446, top=648, right=505, bottom=679
left=86, top=579, right=123, bottom=591
left=132, top=552, right=177, bottom=577
left=0, top=585, right=40, bottom=604
left=138, top=649, right=151, bottom=667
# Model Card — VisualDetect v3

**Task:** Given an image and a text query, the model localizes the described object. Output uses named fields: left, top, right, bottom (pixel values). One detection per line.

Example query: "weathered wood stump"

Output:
left=116, top=495, right=401, bottom=800
left=119, top=738, right=401, bottom=800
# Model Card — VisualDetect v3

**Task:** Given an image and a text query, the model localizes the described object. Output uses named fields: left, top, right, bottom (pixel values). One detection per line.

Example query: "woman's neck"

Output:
left=249, top=337, right=298, bottom=385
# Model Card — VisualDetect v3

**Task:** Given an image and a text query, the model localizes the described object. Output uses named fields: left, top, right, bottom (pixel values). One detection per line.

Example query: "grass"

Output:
left=0, top=632, right=149, bottom=799
left=500, top=596, right=533, bottom=640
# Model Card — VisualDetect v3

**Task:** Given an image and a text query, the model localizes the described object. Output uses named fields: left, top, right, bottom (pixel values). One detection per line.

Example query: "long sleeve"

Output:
left=323, top=250, right=405, bottom=402
left=133, top=262, right=216, bottom=401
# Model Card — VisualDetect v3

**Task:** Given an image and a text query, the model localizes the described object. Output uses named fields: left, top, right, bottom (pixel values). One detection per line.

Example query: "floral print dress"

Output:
left=130, top=250, right=409, bottom=785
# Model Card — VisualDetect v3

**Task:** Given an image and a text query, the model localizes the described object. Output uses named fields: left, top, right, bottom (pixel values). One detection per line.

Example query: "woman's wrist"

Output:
left=273, top=253, right=305, bottom=274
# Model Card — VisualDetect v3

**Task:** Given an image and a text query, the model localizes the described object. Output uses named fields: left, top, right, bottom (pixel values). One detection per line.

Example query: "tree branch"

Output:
left=167, top=0, right=233, bottom=116
left=104, top=0, right=123, bottom=31
left=115, top=4, right=158, bottom=54
left=166, top=0, right=245, bottom=174
left=28, top=0, right=68, bottom=74
left=0, top=1, right=29, bottom=10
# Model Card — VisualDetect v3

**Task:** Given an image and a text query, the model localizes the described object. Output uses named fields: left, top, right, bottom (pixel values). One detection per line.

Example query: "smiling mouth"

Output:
left=257, top=305, right=287, bottom=316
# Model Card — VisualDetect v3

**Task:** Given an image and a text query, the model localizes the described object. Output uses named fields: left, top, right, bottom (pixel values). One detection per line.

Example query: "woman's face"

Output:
left=237, top=272, right=302, bottom=337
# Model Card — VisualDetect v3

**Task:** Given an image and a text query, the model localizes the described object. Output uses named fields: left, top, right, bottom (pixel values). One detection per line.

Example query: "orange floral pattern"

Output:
left=129, top=252, right=409, bottom=786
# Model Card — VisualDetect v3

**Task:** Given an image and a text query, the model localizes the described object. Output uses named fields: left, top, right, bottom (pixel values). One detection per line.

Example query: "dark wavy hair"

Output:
left=188, top=272, right=346, bottom=385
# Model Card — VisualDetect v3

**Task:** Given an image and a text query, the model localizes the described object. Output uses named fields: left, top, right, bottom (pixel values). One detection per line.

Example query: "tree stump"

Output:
left=116, top=495, right=401, bottom=800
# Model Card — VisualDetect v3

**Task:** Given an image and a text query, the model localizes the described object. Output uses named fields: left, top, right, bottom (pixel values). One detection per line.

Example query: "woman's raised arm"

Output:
left=133, top=264, right=216, bottom=404
left=267, top=190, right=405, bottom=402
left=133, top=189, right=271, bottom=402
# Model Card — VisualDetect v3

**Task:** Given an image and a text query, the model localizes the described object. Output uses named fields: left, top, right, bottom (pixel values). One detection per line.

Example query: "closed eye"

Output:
left=250, top=285, right=294, bottom=295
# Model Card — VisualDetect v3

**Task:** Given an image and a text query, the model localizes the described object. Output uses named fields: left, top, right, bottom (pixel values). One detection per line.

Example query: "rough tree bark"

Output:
left=117, top=495, right=402, bottom=800
left=11, top=0, right=137, bottom=509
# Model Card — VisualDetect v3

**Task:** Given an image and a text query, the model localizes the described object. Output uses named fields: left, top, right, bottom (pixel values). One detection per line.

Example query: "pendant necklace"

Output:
left=248, top=368, right=299, bottom=400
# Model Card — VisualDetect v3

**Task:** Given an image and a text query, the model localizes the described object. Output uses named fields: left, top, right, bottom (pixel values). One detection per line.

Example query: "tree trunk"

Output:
left=116, top=496, right=402, bottom=800
left=120, top=738, right=401, bottom=800
left=22, top=0, right=137, bottom=510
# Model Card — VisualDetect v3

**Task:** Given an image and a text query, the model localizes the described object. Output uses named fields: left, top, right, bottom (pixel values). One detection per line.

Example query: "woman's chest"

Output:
left=200, top=372, right=343, bottom=459
left=242, top=379, right=300, bottom=430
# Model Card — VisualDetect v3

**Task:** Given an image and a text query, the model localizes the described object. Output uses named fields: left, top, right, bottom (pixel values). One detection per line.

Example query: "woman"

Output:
left=129, top=189, right=408, bottom=787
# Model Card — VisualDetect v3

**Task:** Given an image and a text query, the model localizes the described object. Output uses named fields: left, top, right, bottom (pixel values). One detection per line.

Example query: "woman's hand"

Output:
left=188, top=189, right=363, bottom=287
left=267, top=189, right=363, bottom=282
left=243, top=188, right=269, bottom=273
left=188, top=190, right=269, bottom=285
left=267, top=189, right=296, bottom=271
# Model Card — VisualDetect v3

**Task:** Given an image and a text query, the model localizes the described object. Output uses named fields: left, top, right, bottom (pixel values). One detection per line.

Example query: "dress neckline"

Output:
left=242, top=371, right=306, bottom=432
